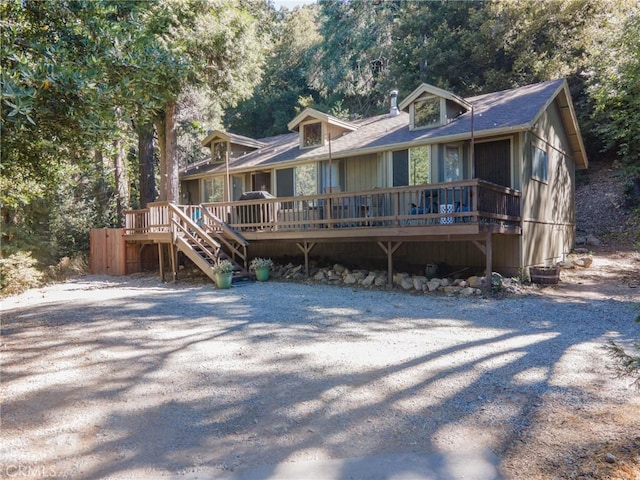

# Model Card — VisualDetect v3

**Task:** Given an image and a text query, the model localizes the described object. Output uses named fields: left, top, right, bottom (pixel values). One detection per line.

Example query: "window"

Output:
left=409, top=146, right=430, bottom=185
left=303, top=122, right=322, bottom=148
left=212, top=141, right=227, bottom=163
left=231, top=175, right=243, bottom=201
left=444, top=145, right=463, bottom=182
left=203, top=177, right=224, bottom=202
left=276, top=168, right=294, bottom=197
left=532, top=144, right=548, bottom=182
left=392, top=150, right=409, bottom=186
left=414, top=97, right=441, bottom=128
left=295, top=163, right=317, bottom=196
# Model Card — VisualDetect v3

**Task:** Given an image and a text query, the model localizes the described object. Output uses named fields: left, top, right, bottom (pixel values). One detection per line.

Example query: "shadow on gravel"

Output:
left=1, top=279, right=638, bottom=479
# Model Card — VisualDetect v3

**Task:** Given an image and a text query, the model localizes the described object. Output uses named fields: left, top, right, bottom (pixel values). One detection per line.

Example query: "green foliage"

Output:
left=249, top=257, right=273, bottom=270
left=225, top=4, right=321, bottom=137
left=588, top=4, right=640, bottom=175
left=0, top=251, right=44, bottom=296
left=605, top=305, right=640, bottom=390
left=213, top=259, right=234, bottom=274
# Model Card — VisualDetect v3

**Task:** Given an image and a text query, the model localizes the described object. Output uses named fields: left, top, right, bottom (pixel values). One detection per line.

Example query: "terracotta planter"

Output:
left=254, top=267, right=270, bottom=282
left=529, top=266, right=560, bottom=285
left=215, top=272, right=233, bottom=289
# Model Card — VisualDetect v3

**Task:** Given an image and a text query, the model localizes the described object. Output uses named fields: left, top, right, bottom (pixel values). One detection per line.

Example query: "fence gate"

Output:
left=89, top=228, right=126, bottom=275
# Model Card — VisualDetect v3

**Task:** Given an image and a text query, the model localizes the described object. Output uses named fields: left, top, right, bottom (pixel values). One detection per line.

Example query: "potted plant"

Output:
left=213, top=259, right=234, bottom=289
left=250, top=257, right=273, bottom=282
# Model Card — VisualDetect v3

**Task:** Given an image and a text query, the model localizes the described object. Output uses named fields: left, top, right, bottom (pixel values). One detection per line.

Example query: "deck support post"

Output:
left=296, top=242, right=317, bottom=277
left=485, top=232, right=493, bottom=284
left=158, top=243, right=165, bottom=282
left=169, top=242, right=178, bottom=282
left=472, top=233, right=493, bottom=290
left=377, top=241, right=402, bottom=287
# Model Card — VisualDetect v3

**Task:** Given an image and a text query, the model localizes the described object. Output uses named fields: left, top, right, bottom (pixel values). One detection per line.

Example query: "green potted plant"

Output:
left=212, top=259, right=234, bottom=289
left=250, top=257, right=273, bottom=282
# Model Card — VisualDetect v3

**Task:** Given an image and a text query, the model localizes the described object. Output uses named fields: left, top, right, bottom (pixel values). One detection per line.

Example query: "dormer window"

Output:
left=212, top=141, right=227, bottom=163
left=303, top=122, right=322, bottom=148
left=288, top=108, right=357, bottom=149
left=414, top=97, right=441, bottom=128
left=399, top=83, right=471, bottom=132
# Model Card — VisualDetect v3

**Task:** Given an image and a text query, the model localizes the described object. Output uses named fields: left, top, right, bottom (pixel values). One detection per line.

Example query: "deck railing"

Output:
left=124, top=179, right=521, bottom=236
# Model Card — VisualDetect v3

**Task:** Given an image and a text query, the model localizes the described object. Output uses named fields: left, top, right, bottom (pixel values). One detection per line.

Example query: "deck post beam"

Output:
left=296, top=242, right=317, bottom=276
left=158, top=243, right=164, bottom=282
left=472, top=234, right=492, bottom=290
left=169, top=242, right=178, bottom=282
left=485, top=232, right=493, bottom=285
left=377, top=241, right=402, bottom=287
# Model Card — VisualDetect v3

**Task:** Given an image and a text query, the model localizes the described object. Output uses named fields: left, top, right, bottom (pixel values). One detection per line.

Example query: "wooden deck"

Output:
left=123, top=179, right=521, bottom=284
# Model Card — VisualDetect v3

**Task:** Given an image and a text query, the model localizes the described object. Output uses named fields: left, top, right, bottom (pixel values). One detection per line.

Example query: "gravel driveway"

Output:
left=1, top=275, right=639, bottom=479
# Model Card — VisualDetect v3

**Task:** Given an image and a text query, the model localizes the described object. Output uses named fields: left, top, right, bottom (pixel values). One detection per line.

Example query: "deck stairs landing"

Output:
left=169, top=203, right=250, bottom=284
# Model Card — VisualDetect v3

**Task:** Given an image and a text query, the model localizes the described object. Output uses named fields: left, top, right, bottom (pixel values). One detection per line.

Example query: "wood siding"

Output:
left=521, top=100, right=576, bottom=267
left=90, top=228, right=127, bottom=275
left=344, top=153, right=381, bottom=191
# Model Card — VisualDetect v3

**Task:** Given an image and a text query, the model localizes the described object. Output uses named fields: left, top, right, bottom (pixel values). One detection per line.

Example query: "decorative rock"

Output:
left=289, top=265, right=303, bottom=275
left=443, top=286, right=462, bottom=294
left=556, top=261, right=575, bottom=269
left=313, top=270, right=326, bottom=281
left=393, top=272, right=409, bottom=285
left=352, top=270, right=368, bottom=280
left=438, top=278, right=451, bottom=287
left=467, top=276, right=484, bottom=288
left=604, top=453, right=616, bottom=464
left=586, top=234, right=601, bottom=246
left=333, top=264, right=346, bottom=274
left=344, top=273, right=357, bottom=285
left=400, top=277, right=414, bottom=290
left=426, top=280, right=440, bottom=292
left=575, top=236, right=587, bottom=245
left=362, top=273, right=376, bottom=287
left=413, top=276, right=427, bottom=291
left=374, top=275, right=387, bottom=287
left=573, top=257, right=593, bottom=268
left=460, top=287, right=477, bottom=296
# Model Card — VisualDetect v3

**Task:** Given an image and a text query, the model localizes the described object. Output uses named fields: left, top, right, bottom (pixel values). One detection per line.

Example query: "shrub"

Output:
left=605, top=304, right=640, bottom=390
left=0, top=251, right=44, bottom=296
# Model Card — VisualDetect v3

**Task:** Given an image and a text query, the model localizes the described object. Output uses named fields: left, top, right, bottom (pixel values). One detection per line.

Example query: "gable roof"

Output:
left=287, top=107, right=358, bottom=133
left=201, top=129, right=266, bottom=149
left=183, top=78, right=587, bottom=178
left=398, top=83, right=471, bottom=112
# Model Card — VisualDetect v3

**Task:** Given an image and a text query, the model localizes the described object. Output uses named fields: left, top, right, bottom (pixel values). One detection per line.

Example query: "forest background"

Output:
left=1, top=0, right=639, bottom=293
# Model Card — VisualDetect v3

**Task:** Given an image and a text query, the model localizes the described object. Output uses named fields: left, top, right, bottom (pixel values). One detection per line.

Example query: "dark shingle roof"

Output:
left=183, top=78, right=578, bottom=177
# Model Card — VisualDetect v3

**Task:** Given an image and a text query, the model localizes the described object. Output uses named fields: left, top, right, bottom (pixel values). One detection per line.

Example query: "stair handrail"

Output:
left=168, top=204, right=222, bottom=265
left=200, top=207, right=249, bottom=269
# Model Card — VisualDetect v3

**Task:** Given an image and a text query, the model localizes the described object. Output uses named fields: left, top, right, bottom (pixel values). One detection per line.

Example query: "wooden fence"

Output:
left=90, top=228, right=128, bottom=275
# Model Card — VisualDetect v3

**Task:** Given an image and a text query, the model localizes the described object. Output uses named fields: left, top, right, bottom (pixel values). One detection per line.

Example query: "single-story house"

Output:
left=125, top=78, right=588, bottom=282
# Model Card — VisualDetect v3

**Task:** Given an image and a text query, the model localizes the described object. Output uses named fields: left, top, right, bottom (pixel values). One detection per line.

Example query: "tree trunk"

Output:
left=137, top=121, right=156, bottom=208
left=113, top=137, right=129, bottom=226
left=155, top=103, right=180, bottom=203
left=165, top=102, right=179, bottom=203
left=156, top=112, right=167, bottom=202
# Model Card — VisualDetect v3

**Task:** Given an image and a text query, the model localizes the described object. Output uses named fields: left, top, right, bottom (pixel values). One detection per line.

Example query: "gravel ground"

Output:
left=1, top=272, right=639, bottom=480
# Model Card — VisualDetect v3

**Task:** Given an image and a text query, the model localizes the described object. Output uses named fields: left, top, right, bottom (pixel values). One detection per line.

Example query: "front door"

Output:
left=474, top=139, right=511, bottom=187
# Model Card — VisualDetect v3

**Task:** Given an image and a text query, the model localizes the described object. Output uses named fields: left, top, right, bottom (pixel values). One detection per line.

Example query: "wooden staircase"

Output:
left=168, top=203, right=250, bottom=284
